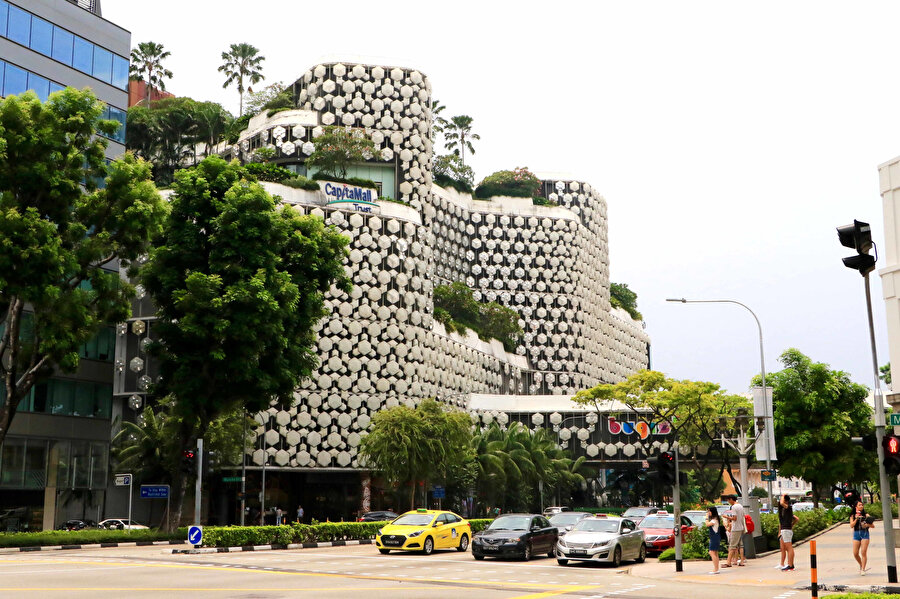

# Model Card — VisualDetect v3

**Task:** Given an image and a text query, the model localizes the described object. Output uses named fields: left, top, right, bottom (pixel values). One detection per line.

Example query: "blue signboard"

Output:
left=188, top=525, right=203, bottom=546
left=140, top=485, right=170, bottom=499
left=433, top=486, right=445, bottom=499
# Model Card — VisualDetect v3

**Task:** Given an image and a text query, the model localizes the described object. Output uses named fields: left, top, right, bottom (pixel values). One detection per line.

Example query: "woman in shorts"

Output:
left=705, top=506, right=724, bottom=574
left=778, top=494, right=799, bottom=571
left=850, top=500, right=873, bottom=575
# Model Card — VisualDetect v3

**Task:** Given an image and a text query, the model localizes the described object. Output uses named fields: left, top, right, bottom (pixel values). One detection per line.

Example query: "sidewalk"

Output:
left=632, top=519, right=900, bottom=594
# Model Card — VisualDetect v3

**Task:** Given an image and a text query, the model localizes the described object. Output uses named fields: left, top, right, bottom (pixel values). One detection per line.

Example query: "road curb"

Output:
left=169, top=539, right=374, bottom=554
left=797, top=583, right=900, bottom=595
left=0, top=540, right=186, bottom=554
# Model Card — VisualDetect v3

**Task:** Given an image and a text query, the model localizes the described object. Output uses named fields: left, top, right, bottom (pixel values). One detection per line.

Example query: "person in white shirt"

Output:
left=724, top=495, right=745, bottom=567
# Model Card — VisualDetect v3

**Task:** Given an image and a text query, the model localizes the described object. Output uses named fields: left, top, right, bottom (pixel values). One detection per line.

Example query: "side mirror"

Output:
left=433, top=522, right=440, bottom=527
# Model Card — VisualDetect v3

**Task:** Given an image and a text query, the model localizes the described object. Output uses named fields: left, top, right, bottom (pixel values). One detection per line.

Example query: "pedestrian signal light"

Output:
left=882, top=435, right=900, bottom=475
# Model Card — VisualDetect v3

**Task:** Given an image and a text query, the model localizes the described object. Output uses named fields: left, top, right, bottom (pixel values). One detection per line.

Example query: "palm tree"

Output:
left=129, top=41, right=173, bottom=106
left=219, top=43, right=266, bottom=117
left=445, top=115, right=480, bottom=166
left=111, top=406, right=175, bottom=484
left=429, top=99, right=449, bottom=143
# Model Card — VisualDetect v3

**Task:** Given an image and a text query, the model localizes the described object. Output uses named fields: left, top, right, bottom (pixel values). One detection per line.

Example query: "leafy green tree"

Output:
left=0, top=88, right=166, bottom=447
left=750, top=486, right=768, bottom=498
left=475, top=167, right=541, bottom=200
left=610, top=282, right=642, bottom=321
left=219, top=43, right=266, bottom=117
left=139, top=156, right=350, bottom=524
left=359, top=398, right=473, bottom=510
left=129, top=41, right=174, bottom=106
left=764, top=348, right=875, bottom=506
left=193, top=102, right=232, bottom=158
left=433, top=153, right=475, bottom=193
left=445, top=115, right=480, bottom=165
left=433, top=282, right=523, bottom=351
left=306, top=126, right=377, bottom=179
left=244, top=82, right=292, bottom=116
left=881, top=362, right=891, bottom=386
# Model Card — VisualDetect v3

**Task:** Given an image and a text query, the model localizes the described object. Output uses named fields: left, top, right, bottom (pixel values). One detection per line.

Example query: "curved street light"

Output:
left=666, top=298, right=773, bottom=512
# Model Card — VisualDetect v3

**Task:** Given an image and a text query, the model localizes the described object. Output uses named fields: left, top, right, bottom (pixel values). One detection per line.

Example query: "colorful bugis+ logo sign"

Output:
left=607, top=416, right=672, bottom=439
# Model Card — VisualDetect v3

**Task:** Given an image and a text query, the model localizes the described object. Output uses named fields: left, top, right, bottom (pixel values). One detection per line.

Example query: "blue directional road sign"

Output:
left=188, top=525, right=203, bottom=546
left=433, top=486, right=445, bottom=499
left=140, top=485, right=170, bottom=499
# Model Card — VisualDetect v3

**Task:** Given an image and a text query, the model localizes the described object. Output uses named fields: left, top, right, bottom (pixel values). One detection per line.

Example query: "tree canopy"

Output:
left=139, top=155, right=350, bottom=521
left=305, top=126, right=377, bottom=179
left=610, top=282, right=642, bottom=321
left=764, top=348, right=875, bottom=505
left=0, top=88, right=167, bottom=447
left=219, top=43, right=266, bottom=117
left=444, top=115, right=480, bottom=165
left=129, top=41, right=173, bottom=105
left=359, top=398, right=473, bottom=509
left=432, top=281, right=523, bottom=351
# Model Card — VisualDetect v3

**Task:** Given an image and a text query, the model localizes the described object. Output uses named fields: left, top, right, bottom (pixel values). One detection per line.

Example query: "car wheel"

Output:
left=422, top=536, right=434, bottom=555
left=557, top=558, right=568, bottom=566
left=547, top=546, right=557, bottom=558
left=611, top=545, right=622, bottom=568
left=636, top=543, right=646, bottom=563
left=378, top=548, right=390, bottom=554
left=473, top=553, right=484, bottom=560
left=522, top=542, right=532, bottom=561
left=457, top=534, right=469, bottom=552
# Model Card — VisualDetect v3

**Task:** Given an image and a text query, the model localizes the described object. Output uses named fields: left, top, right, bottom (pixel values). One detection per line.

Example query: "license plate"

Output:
left=570, top=549, right=586, bottom=555
left=383, top=540, right=401, bottom=546
left=482, top=545, right=498, bottom=551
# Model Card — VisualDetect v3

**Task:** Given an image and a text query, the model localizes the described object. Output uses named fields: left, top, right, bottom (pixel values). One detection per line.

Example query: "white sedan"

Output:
left=556, top=516, right=646, bottom=567
left=98, top=518, right=149, bottom=530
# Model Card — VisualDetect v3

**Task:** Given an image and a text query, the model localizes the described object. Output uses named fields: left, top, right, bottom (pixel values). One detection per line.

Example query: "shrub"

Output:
left=434, top=173, right=473, bottom=194
left=433, top=282, right=523, bottom=351
left=433, top=154, right=474, bottom=193
left=0, top=528, right=187, bottom=548
left=475, top=167, right=541, bottom=200
left=378, top=195, right=410, bottom=206
left=280, top=176, right=321, bottom=191
left=310, top=171, right=378, bottom=190
left=244, top=161, right=294, bottom=183
left=863, top=502, right=898, bottom=520
left=658, top=547, right=675, bottom=561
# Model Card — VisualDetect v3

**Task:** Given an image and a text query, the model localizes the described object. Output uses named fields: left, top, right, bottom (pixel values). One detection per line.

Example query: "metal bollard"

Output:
left=810, top=540, right=818, bottom=598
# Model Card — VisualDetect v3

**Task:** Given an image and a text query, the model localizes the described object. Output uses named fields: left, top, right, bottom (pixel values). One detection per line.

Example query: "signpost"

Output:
left=188, top=525, right=203, bottom=547
left=140, top=484, right=171, bottom=530
left=222, top=476, right=242, bottom=483
left=761, top=469, right=777, bottom=482
left=433, top=486, right=445, bottom=509
left=115, top=473, right=133, bottom=533
left=890, top=413, right=900, bottom=427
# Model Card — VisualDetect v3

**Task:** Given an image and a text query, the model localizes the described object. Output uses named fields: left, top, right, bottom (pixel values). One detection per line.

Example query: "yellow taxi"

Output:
left=375, top=508, right=472, bottom=555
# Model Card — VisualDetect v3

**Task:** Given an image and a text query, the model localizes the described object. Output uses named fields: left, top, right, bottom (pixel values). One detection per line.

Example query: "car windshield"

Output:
left=684, top=512, right=706, bottom=525
left=572, top=519, right=619, bottom=533
left=392, top=514, right=434, bottom=526
left=623, top=507, right=651, bottom=517
left=488, top=516, right=532, bottom=531
left=639, top=516, right=674, bottom=528
left=549, top=513, right=586, bottom=526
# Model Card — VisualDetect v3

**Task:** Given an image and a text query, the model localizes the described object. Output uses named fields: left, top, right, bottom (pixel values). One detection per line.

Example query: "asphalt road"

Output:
left=0, top=543, right=812, bottom=599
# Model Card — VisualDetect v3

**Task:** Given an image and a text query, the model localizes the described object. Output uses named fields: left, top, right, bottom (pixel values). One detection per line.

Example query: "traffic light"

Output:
left=648, top=451, right=675, bottom=485
left=181, top=449, right=197, bottom=476
left=837, top=219, right=876, bottom=276
left=201, top=450, right=218, bottom=479
left=883, top=434, right=900, bottom=475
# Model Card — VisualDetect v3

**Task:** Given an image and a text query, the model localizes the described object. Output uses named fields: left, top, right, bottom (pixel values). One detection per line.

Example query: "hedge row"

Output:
left=0, top=528, right=187, bottom=548
left=199, top=518, right=494, bottom=548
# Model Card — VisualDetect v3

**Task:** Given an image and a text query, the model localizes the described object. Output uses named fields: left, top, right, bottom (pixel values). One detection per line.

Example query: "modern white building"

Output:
left=119, top=60, right=652, bottom=522
left=877, top=157, right=900, bottom=409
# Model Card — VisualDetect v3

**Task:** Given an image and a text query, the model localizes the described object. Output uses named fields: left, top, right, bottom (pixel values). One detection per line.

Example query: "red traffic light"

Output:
left=660, top=451, right=674, bottom=463
left=888, top=437, right=900, bottom=456
left=183, top=450, right=195, bottom=459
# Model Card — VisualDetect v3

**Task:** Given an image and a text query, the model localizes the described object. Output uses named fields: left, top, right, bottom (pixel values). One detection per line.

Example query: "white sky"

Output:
left=102, top=0, right=900, bottom=395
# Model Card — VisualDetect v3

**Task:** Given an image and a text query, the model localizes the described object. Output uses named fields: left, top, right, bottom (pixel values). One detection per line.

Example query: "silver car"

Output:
left=556, top=516, right=646, bottom=567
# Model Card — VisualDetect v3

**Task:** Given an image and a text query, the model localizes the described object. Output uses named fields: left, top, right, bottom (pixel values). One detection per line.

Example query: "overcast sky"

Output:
left=103, top=1, right=900, bottom=395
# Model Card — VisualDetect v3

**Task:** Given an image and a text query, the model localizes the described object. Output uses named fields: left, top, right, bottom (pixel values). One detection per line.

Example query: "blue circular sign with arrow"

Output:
left=188, top=525, right=203, bottom=546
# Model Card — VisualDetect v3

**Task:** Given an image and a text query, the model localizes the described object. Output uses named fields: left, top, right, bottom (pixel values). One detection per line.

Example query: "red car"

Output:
left=637, top=512, right=695, bottom=554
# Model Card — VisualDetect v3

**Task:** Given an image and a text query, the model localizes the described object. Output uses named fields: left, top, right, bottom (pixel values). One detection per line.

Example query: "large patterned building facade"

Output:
left=119, top=60, right=651, bottom=521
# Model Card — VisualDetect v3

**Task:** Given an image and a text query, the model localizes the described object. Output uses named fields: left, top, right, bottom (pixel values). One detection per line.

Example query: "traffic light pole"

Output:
left=864, top=273, right=897, bottom=583
left=194, top=437, right=203, bottom=527
left=673, top=444, right=683, bottom=572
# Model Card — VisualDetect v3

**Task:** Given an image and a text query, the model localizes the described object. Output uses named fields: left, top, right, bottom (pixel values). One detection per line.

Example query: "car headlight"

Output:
left=376, top=529, right=383, bottom=536
left=506, top=537, right=521, bottom=543
left=557, top=539, right=568, bottom=548
left=408, top=530, right=424, bottom=538
left=594, top=540, right=611, bottom=548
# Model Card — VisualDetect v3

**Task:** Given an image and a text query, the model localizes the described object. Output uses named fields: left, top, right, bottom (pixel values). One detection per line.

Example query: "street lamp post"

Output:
left=666, top=298, right=774, bottom=512
left=717, top=410, right=763, bottom=559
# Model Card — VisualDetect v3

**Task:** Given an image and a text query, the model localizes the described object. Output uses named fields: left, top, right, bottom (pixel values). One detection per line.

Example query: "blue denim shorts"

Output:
left=853, top=529, right=870, bottom=542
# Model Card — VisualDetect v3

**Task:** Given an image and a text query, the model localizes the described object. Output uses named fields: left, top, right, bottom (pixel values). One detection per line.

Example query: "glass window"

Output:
left=31, top=381, right=47, bottom=413
left=72, top=36, right=92, bottom=75
left=73, top=383, right=93, bottom=417
left=90, top=443, right=107, bottom=489
left=49, top=379, right=73, bottom=415
left=6, top=4, right=29, bottom=46
left=3, top=62, right=26, bottom=97
left=51, top=440, right=69, bottom=488
left=51, top=26, right=73, bottom=65
left=49, top=81, right=64, bottom=95
left=112, top=55, right=129, bottom=90
left=93, top=384, right=111, bottom=419
left=70, top=441, right=90, bottom=488
left=27, top=72, right=49, bottom=102
left=106, top=106, right=126, bottom=144
left=0, top=437, right=25, bottom=487
left=92, top=46, right=111, bottom=84
left=29, top=15, right=51, bottom=56
left=23, top=440, right=46, bottom=489
left=0, top=2, right=8, bottom=38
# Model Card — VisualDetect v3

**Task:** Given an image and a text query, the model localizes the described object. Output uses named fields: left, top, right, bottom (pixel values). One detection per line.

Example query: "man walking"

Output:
left=724, top=495, right=746, bottom=567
